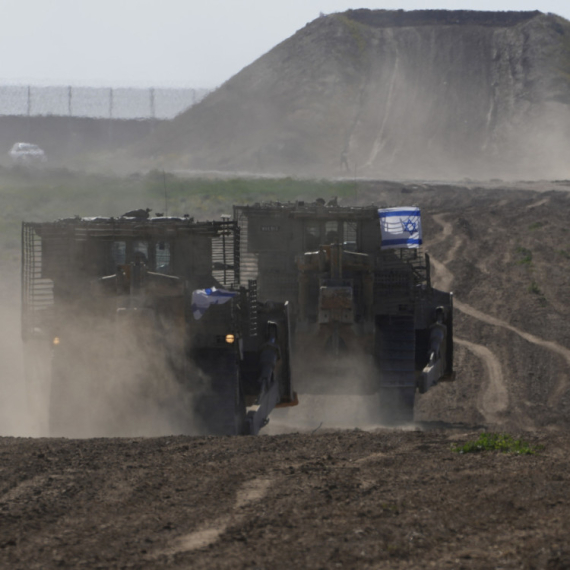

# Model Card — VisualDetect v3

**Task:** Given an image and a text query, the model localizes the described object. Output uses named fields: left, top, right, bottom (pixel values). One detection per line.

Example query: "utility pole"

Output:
left=150, top=87, right=156, bottom=134
left=108, top=88, right=114, bottom=146
left=149, top=87, right=155, bottom=119
left=26, top=85, right=31, bottom=140
left=67, top=86, right=74, bottom=158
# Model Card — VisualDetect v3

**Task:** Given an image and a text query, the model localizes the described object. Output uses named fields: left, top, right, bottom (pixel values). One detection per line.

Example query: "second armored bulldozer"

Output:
left=234, top=200, right=454, bottom=422
left=21, top=213, right=295, bottom=436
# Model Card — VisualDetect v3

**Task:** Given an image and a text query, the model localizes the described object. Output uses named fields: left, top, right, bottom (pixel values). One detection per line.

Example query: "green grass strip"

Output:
left=452, top=432, right=542, bottom=455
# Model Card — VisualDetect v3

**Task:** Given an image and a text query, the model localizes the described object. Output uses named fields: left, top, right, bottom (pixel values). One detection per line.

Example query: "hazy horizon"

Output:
left=2, top=1, right=570, bottom=90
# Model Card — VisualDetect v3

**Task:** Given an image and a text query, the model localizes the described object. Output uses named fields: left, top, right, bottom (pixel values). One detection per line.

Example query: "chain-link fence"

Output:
left=0, top=85, right=210, bottom=120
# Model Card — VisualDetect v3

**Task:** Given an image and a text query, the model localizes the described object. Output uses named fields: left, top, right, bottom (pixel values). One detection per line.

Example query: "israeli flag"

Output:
left=191, top=287, right=237, bottom=320
left=378, top=207, right=422, bottom=249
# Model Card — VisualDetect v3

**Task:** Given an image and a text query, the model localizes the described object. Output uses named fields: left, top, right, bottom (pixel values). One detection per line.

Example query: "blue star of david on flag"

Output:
left=378, top=207, right=423, bottom=249
left=402, top=218, right=418, bottom=234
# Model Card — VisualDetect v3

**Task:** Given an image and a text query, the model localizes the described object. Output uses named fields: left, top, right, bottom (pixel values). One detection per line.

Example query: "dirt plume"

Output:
left=0, top=296, right=31, bottom=435
left=42, top=306, right=205, bottom=438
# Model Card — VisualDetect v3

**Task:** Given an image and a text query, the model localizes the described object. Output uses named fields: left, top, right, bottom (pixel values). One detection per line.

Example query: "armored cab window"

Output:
left=81, top=240, right=113, bottom=277
left=325, top=221, right=340, bottom=244
left=133, top=241, right=148, bottom=258
left=304, top=222, right=321, bottom=251
left=155, top=242, right=171, bottom=274
left=132, top=241, right=150, bottom=267
left=111, top=241, right=126, bottom=266
left=343, top=221, right=358, bottom=251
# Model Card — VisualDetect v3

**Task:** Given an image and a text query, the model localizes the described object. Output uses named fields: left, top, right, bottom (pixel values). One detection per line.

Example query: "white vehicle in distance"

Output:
left=9, top=142, right=47, bottom=165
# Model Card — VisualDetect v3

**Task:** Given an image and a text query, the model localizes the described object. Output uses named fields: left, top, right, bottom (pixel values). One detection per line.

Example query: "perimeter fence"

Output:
left=0, top=85, right=210, bottom=120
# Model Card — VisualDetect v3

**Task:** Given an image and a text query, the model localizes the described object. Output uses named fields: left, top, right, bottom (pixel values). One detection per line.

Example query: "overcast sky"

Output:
left=1, top=0, right=569, bottom=89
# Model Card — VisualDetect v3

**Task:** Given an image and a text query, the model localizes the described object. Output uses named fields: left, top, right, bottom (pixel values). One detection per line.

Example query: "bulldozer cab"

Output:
left=234, top=200, right=454, bottom=423
left=22, top=214, right=294, bottom=436
left=234, top=201, right=382, bottom=305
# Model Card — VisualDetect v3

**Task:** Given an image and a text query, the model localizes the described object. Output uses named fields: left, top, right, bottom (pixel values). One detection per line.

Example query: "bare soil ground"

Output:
left=2, top=429, right=570, bottom=570
left=3, top=180, right=570, bottom=569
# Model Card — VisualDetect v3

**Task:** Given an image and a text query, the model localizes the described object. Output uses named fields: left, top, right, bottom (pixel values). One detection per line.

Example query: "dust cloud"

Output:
left=266, top=394, right=390, bottom=435
left=339, top=46, right=570, bottom=182
left=33, top=307, right=207, bottom=439
left=0, top=293, right=32, bottom=436
left=265, top=354, right=406, bottom=435
left=0, top=273, right=209, bottom=439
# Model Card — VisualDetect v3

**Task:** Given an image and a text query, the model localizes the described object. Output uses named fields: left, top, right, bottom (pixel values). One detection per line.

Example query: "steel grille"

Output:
left=235, top=210, right=259, bottom=285
left=374, top=248, right=429, bottom=313
left=247, top=280, right=258, bottom=337
left=21, top=223, right=58, bottom=340
left=211, top=221, right=238, bottom=287
left=375, top=248, right=428, bottom=287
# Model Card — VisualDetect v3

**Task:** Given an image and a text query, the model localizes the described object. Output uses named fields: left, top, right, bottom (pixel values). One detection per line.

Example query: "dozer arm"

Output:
left=244, top=321, right=281, bottom=435
left=419, top=303, right=455, bottom=393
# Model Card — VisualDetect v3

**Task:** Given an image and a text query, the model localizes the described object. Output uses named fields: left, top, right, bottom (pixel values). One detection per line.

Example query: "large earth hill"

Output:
left=131, top=9, right=570, bottom=179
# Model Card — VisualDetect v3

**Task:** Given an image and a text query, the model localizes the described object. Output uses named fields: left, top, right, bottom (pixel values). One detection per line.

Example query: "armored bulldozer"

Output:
left=21, top=214, right=295, bottom=437
left=234, top=200, right=454, bottom=422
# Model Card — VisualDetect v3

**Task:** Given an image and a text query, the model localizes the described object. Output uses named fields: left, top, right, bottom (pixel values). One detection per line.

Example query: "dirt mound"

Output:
left=131, top=10, right=570, bottom=180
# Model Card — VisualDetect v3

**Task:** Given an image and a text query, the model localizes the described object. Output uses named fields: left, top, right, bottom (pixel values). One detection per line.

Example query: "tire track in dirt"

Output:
left=156, top=478, right=273, bottom=557
left=430, top=213, right=570, bottom=414
left=525, top=196, right=551, bottom=210
left=454, top=338, right=508, bottom=423
left=429, top=214, right=509, bottom=424
left=453, top=300, right=570, bottom=404
left=432, top=213, right=460, bottom=265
